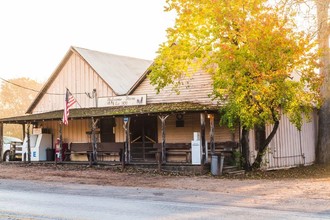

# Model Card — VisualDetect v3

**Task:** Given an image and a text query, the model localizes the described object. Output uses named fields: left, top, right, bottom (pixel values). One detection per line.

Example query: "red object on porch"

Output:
left=55, top=143, right=68, bottom=161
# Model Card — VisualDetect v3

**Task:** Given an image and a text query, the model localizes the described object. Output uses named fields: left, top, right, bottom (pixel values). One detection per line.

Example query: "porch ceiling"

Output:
left=0, top=102, right=220, bottom=124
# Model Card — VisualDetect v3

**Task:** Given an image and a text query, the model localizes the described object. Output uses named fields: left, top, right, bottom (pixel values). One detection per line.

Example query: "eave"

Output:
left=0, top=102, right=220, bottom=124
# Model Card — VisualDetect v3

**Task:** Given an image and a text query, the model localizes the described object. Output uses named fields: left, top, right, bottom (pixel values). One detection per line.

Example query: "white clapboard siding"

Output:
left=133, top=70, right=217, bottom=105
left=157, top=113, right=239, bottom=143
left=32, top=52, right=115, bottom=114
left=115, top=117, right=125, bottom=143
left=42, top=119, right=90, bottom=146
left=42, top=117, right=127, bottom=145
left=40, top=113, right=239, bottom=147
left=249, top=111, right=317, bottom=170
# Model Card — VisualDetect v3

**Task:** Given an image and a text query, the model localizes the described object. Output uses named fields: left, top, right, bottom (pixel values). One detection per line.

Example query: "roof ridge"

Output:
left=72, top=46, right=152, bottom=62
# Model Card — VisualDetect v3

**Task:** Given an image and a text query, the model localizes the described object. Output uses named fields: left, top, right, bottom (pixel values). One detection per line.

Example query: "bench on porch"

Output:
left=91, top=142, right=124, bottom=162
left=65, top=142, right=124, bottom=162
left=208, top=141, right=240, bottom=165
left=210, top=141, right=239, bottom=154
left=153, top=143, right=191, bottom=163
left=152, top=141, right=239, bottom=164
left=64, top=143, right=92, bottom=161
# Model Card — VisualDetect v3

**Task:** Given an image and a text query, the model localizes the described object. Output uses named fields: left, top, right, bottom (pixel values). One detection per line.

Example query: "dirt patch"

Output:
left=0, top=162, right=329, bottom=187
left=0, top=162, right=329, bottom=197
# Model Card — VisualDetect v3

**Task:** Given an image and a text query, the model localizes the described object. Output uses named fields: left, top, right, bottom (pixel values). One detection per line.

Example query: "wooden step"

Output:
left=226, top=169, right=245, bottom=176
left=223, top=165, right=239, bottom=173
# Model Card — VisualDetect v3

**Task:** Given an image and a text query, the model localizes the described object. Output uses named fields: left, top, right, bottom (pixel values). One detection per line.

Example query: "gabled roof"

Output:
left=73, top=47, right=153, bottom=95
left=26, top=46, right=153, bottom=113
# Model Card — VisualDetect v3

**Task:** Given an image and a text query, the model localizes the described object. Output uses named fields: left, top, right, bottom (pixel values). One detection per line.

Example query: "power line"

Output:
left=0, top=76, right=44, bottom=93
left=0, top=77, right=87, bottom=96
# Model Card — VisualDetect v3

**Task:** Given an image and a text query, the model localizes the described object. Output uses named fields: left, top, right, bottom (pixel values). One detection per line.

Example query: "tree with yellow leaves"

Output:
left=150, top=0, right=322, bottom=169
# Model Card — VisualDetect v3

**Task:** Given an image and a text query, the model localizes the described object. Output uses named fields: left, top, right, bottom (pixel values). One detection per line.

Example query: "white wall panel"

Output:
left=32, top=53, right=115, bottom=114
left=249, top=111, right=317, bottom=170
left=156, top=113, right=238, bottom=144
left=133, top=70, right=217, bottom=105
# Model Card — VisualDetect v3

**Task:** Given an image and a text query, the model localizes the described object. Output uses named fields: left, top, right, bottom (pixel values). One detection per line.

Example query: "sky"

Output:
left=0, top=0, right=175, bottom=82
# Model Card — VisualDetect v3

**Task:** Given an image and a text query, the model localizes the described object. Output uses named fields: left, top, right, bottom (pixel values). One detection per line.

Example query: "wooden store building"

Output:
left=0, top=46, right=318, bottom=171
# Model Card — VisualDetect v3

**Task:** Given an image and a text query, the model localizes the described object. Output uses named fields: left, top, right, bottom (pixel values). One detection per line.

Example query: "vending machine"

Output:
left=191, top=132, right=208, bottom=165
left=191, top=132, right=201, bottom=165
left=22, top=133, right=52, bottom=161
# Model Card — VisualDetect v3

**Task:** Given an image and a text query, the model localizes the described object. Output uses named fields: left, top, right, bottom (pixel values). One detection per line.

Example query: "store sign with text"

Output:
left=98, top=95, right=147, bottom=107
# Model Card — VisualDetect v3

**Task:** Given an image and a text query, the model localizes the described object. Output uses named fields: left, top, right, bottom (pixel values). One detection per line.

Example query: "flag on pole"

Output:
left=62, top=88, right=77, bottom=125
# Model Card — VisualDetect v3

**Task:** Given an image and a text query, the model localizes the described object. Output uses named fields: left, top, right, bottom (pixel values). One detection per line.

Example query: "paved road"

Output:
left=0, top=179, right=328, bottom=220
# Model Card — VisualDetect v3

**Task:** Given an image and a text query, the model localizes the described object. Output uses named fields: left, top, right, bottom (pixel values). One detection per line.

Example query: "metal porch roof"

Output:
left=0, top=103, right=219, bottom=124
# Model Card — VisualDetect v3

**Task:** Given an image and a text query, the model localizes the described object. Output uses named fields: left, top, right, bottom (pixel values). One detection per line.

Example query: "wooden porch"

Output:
left=54, top=141, right=240, bottom=174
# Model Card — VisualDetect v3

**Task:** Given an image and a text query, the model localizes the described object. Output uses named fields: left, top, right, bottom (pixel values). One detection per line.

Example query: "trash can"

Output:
left=211, top=155, right=219, bottom=176
left=46, top=148, right=55, bottom=161
left=219, top=153, right=225, bottom=175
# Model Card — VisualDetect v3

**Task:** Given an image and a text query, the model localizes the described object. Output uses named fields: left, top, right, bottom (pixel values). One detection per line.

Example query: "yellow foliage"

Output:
left=150, top=0, right=322, bottom=130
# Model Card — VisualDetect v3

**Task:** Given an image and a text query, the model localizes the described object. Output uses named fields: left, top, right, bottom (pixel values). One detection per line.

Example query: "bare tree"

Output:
left=278, top=0, right=330, bottom=163
left=0, top=77, right=42, bottom=138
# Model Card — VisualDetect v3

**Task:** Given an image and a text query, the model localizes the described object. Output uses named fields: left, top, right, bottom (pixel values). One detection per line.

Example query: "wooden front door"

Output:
left=130, top=116, right=157, bottom=161
left=100, top=118, right=115, bottom=142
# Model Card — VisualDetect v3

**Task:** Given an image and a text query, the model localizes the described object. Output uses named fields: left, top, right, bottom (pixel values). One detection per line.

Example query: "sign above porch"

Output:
left=98, top=95, right=147, bottom=107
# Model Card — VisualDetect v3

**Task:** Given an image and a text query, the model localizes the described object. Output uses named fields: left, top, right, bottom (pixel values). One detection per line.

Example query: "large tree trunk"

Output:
left=0, top=123, right=3, bottom=162
left=316, top=0, right=330, bottom=164
left=252, top=120, right=279, bottom=169
left=241, top=126, right=251, bottom=171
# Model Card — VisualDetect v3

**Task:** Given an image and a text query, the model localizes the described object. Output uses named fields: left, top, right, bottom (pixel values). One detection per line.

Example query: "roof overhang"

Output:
left=0, top=102, right=220, bottom=124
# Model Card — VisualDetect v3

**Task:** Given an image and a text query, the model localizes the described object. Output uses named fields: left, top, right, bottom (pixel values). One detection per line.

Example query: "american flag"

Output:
left=62, top=89, right=77, bottom=125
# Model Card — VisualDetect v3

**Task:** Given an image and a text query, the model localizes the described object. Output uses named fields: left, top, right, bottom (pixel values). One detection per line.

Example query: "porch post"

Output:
left=27, top=123, right=31, bottom=163
left=209, top=114, right=215, bottom=155
left=0, top=123, right=3, bottom=162
left=159, top=114, right=169, bottom=164
left=91, top=117, right=99, bottom=164
left=59, top=121, right=63, bottom=163
left=200, top=113, right=206, bottom=164
left=22, top=124, right=25, bottom=141
left=123, top=117, right=131, bottom=164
